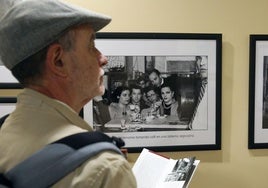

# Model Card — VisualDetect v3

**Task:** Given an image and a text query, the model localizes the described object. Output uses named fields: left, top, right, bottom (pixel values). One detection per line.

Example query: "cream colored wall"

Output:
left=61, top=0, right=268, bottom=187
left=1, top=0, right=268, bottom=187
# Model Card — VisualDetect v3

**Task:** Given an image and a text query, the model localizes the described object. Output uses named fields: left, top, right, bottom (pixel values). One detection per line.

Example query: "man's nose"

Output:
left=96, top=48, right=108, bottom=66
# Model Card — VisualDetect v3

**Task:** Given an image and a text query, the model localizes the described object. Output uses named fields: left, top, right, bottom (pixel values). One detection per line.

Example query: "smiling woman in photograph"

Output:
left=109, top=86, right=130, bottom=119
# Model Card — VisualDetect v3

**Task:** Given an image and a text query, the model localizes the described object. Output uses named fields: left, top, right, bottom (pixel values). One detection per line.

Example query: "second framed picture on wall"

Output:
left=0, top=97, right=17, bottom=120
left=83, top=33, right=222, bottom=152
left=249, top=35, right=268, bottom=149
left=0, top=60, right=22, bottom=89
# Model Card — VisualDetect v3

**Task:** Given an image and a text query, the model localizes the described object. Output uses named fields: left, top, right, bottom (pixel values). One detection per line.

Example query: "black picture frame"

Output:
left=248, top=35, right=268, bottom=149
left=0, top=97, right=17, bottom=118
left=0, top=64, right=22, bottom=89
left=0, top=83, right=22, bottom=89
left=83, top=32, right=222, bottom=152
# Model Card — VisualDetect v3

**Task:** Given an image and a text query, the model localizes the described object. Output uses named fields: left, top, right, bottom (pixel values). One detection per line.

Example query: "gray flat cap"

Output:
left=0, top=0, right=21, bottom=66
left=0, top=0, right=111, bottom=70
left=0, top=0, right=19, bottom=18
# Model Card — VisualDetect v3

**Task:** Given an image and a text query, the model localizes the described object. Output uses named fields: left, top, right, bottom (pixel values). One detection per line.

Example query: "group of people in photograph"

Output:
left=93, top=68, right=180, bottom=126
left=93, top=55, right=208, bottom=130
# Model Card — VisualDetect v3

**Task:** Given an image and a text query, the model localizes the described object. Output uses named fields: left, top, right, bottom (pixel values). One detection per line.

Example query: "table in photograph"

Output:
left=104, top=115, right=189, bottom=132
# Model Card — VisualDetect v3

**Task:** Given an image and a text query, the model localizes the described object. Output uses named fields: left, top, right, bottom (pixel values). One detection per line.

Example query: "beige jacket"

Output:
left=0, top=89, right=137, bottom=188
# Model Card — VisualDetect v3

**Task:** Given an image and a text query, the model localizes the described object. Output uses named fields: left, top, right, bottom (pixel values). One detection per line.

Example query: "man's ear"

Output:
left=45, top=44, right=67, bottom=77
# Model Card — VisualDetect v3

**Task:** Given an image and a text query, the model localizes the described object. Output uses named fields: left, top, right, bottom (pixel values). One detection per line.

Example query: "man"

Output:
left=127, top=85, right=148, bottom=122
left=141, top=86, right=163, bottom=117
left=148, top=68, right=178, bottom=102
left=129, top=85, right=149, bottom=111
left=148, top=68, right=163, bottom=87
left=0, top=0, right=136, bottom=187
left=92, top=94, right=111, bottom=128
left=136, top=74, right=150, bottom=105
left=144, top=86, right=161, bottom=106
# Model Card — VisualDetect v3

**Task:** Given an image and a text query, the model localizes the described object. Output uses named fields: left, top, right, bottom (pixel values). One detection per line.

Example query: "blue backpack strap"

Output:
left=2, top=131, right=125, bottom=188
left=53, top=131, right=125, bottom=149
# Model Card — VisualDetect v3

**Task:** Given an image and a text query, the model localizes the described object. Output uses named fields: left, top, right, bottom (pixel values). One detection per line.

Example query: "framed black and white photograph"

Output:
left=84, top=33, right=222, bottom=152
left=0, top=97, right=16, bottom=120
left=248, top=35, right=268, bottom=149
left=0, top=61, right=22, bottom=89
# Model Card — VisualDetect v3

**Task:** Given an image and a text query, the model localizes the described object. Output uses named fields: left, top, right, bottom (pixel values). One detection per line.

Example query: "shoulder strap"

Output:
left=0, top=115, right=11, bottom=188
left=0, top=114, right=9, bottom=129
left=0, top=174, right=11, bottom=188
left=2, top=131, right=124, bottom=188
left=53, top=131, right=125, bottom=149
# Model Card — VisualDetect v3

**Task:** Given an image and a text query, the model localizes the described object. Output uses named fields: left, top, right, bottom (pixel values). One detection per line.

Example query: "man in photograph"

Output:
left=128, top=84, right=149, bottom=121
left=141, top=86, right=162, bottom=117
